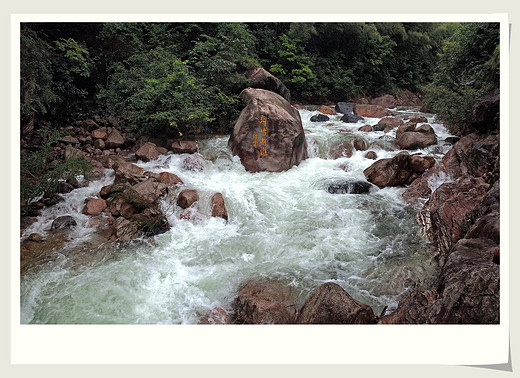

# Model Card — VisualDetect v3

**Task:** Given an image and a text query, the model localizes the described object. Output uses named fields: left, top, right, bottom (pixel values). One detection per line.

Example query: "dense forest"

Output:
left=20, top=21, right=500, bottom=207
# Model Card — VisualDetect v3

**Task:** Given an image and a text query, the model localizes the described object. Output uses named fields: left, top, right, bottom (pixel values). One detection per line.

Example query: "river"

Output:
left=20, top=107, right=454, bottom=324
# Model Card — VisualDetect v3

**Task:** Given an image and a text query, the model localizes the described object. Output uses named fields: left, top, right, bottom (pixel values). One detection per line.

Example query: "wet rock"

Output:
left=318, top=105, right=336, bottom=115
left=416, top=176, right=489, bottom=256
left=177, top=189, right=199, bottom=209
left=105, top=128, right=125, bottom=149
left=245, top=67, right=291, bottom=101
left=129, top=178, right=168, bottom=205
left=379, top=289, right=437, bottom=324
left=310, top=114, right=330, bottom=122
left=377, top=116, right=404, bottom=130
left=364, top=151, right=414, bottom=187
left=43, top=193, right=64, bottom=207
left=340, top=113, right=364, bottom=123
left=198, top=307, right=232, bottom=325
left=406, top=115, right=428, bottom=124
left=27, top=233, right=44, bottom=242
left=353, top=137, right=368, bottom=151
left=136, top=142, right=161, bottom=162
left=158, top=172, right=183, bottom=187
left=335, top=102, right=355, bottom=114
left=232, top=280, right=298, bottom=324
left=353, top=104, right=389, bottom=118
left=51, top=215, right=77, bottom=230
left=410, top=155, right=435, bottom=173
left=445, top=136, right=460, bottom=145
left=330, top=141, right=354, bottom=159
left=100, top=182, right=131, bottom=200
left=327, top=180, right=372, bottom=194
left=114, top=207, right=169, bottom=241
left=179, top=205, right=204, bottom=223
left=228, top=88, right=308, bottom=173
left=370, top=94, right=397, bottom=108
left=365, top=151, right=377, bottom=160
left=358, top=125, right=372, bottom=132
left=182, top=153, right=205, bottom=171
left=397, top=125, right=437, bottom=150
left=170, top=140, right=198, bottom=154
left=396, top=123, right=418, bottom=140
left=82, top=198, right=107, bottom=216
left=210, top=193, right=228, bottom=221
left=296, top=282, right=376, bottom=324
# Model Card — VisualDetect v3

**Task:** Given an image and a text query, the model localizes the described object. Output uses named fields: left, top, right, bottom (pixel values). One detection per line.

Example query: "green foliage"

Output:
left=98, top=47, right=214, bottom=136
left=423, top=22, right=500, bottom=134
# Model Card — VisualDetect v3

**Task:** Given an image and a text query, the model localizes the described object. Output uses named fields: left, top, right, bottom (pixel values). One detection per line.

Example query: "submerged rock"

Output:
left=232, top=280, right=298, bottom=324
left=228, top=88, right=308, bottom=173
left=296, top=282, right=376, bottom=324
left=210, top=193, right=228, bottom=221
left=327, top=180, right=372, bottom=194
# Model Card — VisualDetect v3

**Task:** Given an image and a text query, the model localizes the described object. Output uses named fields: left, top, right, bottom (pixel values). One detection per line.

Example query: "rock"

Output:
left=228, top=88, right=308, bottom=172
left=370, top=94, right=397, bottom=108
left=57, top=181, right=75, bottom=194
left=113, top=161, right=145, bottom=185
left=64, top=146, right=84, bottom=161
left=340, top=113, right=364, bottom=123
left=136, top=142, right=161, bottom=162
left=82, top=198, right=107, bottom=216
left=107, top=115, right=119, bottom=129
left=179, top=205, right=204, bottom=222
left=365, top=151, right=377, bottom=160
left=158, top=172, right=183, bottom=187
left=58, top=136, right=80, bottom=145
left=364, top=151, right=414, bottom=187
left=395, top=123, right=417, bottom=139
left=406, top=115, right=428, bottom=124
left=177, top=189, right=199, bottom=209
left=232, top=280, right=298, bottom=324
left=471, top=93, right=499, bottom=133
left=51, top=215, right=77, bottom=230
left=100, top=182, right=131, bottom=200
left=353, top=137, right=368, bottom=151
left=327, top=180, right=372, bottom=194
left=416, top=176, right=489, bottom=256
left=493, top=249, right=500, bottom=264
left=379, top=289, right=437, bottom=324
left=94, top=138, right=105, bottom=149
left=198, top=307, right=232, bottom=325
left=43, top=193, right=63, bottom=207
left=170, top=140, right=198, bottom=154
left=105, top=128, right=125, bottom=148
left=397, top=130, right=437, bottom=150
left=429, top=238, right=499, bottom=323
left=75, top=118, right=100, bottom=131
left=182, top=153, right=205, bottom=171
left=92, top=128, right=108, bottom=140
left=27, top=233, right=44, bottom=242
left=114, top=216, right=140, bottom=241
left=114, top=207, right=169, bottom=241
left=410, top=155, right=435, bottom=173
left=395, top=89, right=423, bottom=106
left=335, top=102, right=354, bottom=114
left=330, top=141, right=353, bottom=159
left=310, top=114, right=330, bottom=122
left=445, top=136, right=460, bottom=145
left=377, top=116, right=404, bottom=130
left=353, top=104, right=389, bottom=118
left=210, top=193, right=228, bottom=221
left=130, top=178, right=168, bottom=205
left=296, top=282, right=376, bottom=324
left=318, top=105, right=336, bottom=115
left=245, top=67, right=291, bottom=101
left=358, top=125, right=372, bottom=132
left=119, top=202, right=137, bottom=218
left=371, top=123, right=386, bottom=132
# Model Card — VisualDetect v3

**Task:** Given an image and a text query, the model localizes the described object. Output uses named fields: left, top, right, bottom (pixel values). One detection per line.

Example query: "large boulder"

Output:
left=416, top=176, right=489, bottom=257
left=377, top=116, right=404, bottom=130
left=82, top=198, right=107, bottom=216
left=113, top=161, right=145, bottom=185
left=335, top=102, right=355, bottom=114
left=397, top=125, right=437, bottom=150
left=114, top=207, right=169, bottom=241
left=353, top=104, right=389, bottom=118
left=296, top=282, right=376, bottom=324
left=245, top=67, right=291, bottom=101
left=177, top=189, right=199, bottom=209
left=228, top=88, right=308, bottom=172
left=170, top=140, right=198, bottom=154
left=370, top=94, right=397, bottom=108
left=105, top=128, right=125, bottom=149
left=157, top=172, right=183, bottom=187
left=363, top=151, right=414, bottom=187
left=232, top=280, right=299, bottom=324
left=129, top=178, right=168, bottom=205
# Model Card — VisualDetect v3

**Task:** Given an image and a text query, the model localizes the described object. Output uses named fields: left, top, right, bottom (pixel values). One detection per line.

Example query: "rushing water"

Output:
left=20, top=108, right=454, bottom=324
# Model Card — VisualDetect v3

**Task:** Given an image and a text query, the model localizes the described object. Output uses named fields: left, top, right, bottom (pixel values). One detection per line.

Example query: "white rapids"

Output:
left=20, top=108, right=455, bottom=324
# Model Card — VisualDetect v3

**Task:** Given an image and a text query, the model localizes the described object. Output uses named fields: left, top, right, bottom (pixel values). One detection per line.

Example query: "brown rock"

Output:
left=377, top=116, right=404, bottom=130
left=296, top=282, right=376, bottom=324
left=199, top=307, right=232, bottom=325
left=177, top=189, right=199, bottom=209
left=136, top=142, right=161, bottom=162
left=64, top=146, right=84, bottom=161
left=210, top=193, right=228, bottom=221
left=364, top=151, right=413, bottom=187
left=353, top=137, right=368, bottom=151
left=92, top=128, right=108, bottom=140
left=397, top=131, right=437, bottom=150
left=318, top=105, right=336, bottom=115
left=105, top=128, right=125, bottom=148
left=330, top=141, right=354, bottom=159
left=245, top=67, right=291, bottom=101
left=358, top=125, right=372, bottom=132
left=100, top=182, right=131, bottom=200
left=370, top=94, right=397, bottom=108
left=228, top=88, right=308, bottom=172
left=179, top=206, right=204, bottom=223
left=416, top=176, right=489, bottom=256
left=120, top=202, right=137, bottom=218
left=395, top=123, right=417, bottom=140
left=353, top=104, right=389, bottom=118
left=365, top=151, right=378, bottom=160
left=379, top=289, right=436, bottom=324
left=113, top=161, right=145, bottom=185
left=406, top=115, right=428, bottom=124
left=158, top=172, right=183, bottom=186
left=130, top=178, right=168, bottom=205
left=182, top=153, right=205, bottom=171
left=170, top=140, right=198, bottom=154
left=232, top=280, right=298, bottom=324
left=410, top=155, right=435, bottom=173
left=82, top=198, right=107, bottom=216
